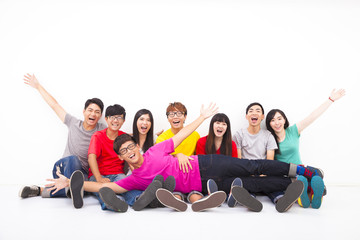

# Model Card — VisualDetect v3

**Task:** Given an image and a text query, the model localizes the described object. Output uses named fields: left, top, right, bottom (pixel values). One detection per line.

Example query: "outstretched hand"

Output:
left=24, top=73, right=40, bottom=89
left=45, top=171, right=70, bottom=194
left=330, top=89, right=346, bottom=101
left=200, top=103, right=218, bottom=120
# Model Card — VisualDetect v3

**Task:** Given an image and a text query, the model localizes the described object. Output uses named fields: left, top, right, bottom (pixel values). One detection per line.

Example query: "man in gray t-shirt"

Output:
left=20, top=73, right=106, bottom=200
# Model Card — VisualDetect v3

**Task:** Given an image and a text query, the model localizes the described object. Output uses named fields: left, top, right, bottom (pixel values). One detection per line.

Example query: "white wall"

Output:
left=1, top=0, right=359, bottom=186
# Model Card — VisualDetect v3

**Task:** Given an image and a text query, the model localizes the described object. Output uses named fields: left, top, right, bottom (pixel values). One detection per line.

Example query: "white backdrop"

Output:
left=1, top=0, right=359, bottom=186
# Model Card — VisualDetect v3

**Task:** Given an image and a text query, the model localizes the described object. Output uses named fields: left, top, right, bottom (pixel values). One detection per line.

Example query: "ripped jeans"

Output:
left=46, top=155, right=87, bottom=198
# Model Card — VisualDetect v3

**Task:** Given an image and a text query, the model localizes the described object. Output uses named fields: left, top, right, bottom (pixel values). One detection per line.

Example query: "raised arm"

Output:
left=297, top=89, right=346, bottom=134
left=172, top=103, right=218, bottom=149
left=24, top=73, right=67, bottom=122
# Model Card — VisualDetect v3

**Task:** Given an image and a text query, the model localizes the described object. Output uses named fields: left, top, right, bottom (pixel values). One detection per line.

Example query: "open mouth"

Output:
left=172, top=121, right=180, bottom=125
left=216, top=129, right=223, bottom=134
left=129, top=153, right=135, bottom=160
left=251, top=117, right=258, bottom=123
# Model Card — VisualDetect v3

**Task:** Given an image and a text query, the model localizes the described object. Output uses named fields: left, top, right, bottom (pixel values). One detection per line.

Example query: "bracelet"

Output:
left=329, top=97, right=335, bottom=102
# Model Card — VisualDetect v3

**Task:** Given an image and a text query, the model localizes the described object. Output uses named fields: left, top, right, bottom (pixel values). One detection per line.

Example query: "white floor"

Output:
left=1, top=185, right=359, bottom=240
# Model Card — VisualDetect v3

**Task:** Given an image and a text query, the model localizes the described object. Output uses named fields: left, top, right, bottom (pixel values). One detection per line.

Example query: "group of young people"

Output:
left=20, top=73, right=346, bottom=213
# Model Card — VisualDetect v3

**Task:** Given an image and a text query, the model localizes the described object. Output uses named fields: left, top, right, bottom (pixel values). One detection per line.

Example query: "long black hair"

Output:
left=132, top=109, right=154, bottom=153
left=205, top=113, right=233, bottom=156
left=265, top=109, right=289, bottom=155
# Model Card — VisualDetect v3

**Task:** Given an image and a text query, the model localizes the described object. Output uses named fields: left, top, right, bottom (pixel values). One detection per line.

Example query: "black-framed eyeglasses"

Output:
left=109, top=116, right=124, bottom=121
left=119, top=142, right=136, bottom=155
left=166, top=111, right=184, bottom=118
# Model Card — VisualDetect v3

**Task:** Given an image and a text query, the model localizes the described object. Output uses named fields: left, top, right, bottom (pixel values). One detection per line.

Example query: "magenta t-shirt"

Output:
left=115, top=139, right=202, bottom=193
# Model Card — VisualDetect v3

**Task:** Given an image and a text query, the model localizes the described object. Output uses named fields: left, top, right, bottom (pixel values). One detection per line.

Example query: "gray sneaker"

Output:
left=19, top=185, right=40, bottom=198
left=275, top=180, right=304, bottom=213
left=156, top=188, right=188, bottom=212
left=69, top=170, right=84, bottom=209
left=99, top=187, right=128, bottom=213
left=133, top=180, right=162, bottom=211
left=227, top=178, right=243, bottom=207
left=231, top=186, right=263, bottom=212
left=191, top=191, right=226, bottom=212
left=207, top=179, right=218, bottom=195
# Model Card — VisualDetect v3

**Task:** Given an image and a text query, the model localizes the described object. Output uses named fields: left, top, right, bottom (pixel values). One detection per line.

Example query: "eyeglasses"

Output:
left=119, top=142, right=136, bottom=155
left=109, top=116, right=124, bottom=121
left=166, top=111, right=184, bottom=118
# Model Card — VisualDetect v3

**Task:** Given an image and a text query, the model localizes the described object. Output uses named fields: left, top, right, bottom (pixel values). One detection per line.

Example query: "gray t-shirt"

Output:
left=62, top=113, right=107, bottom=171
left=233, top=128, right=277, bottom=160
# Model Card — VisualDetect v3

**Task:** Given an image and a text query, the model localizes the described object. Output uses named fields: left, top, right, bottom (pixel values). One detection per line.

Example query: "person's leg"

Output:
left=44, top=155, right=85, bottom=198
left=198, top=155, right=317, bottom=184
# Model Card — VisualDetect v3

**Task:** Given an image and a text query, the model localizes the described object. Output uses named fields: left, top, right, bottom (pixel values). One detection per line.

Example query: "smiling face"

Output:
left=137, top=114, right=152, bottom=135
left=83, top=103, right=102, bottom=128
left=105, top=114, right=125, bottom=131
left=117, top=140, right=142, bottom=167
left=269, top=112, right=286, bottom=134
left=213, top=121, right=228, bottom=138
left=246, top=105, right=264, bottom=127
left=167, top=108, right=186, bottom=130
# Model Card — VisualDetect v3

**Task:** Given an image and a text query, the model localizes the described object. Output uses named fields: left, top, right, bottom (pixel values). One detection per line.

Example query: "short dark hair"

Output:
left=105, top=104, right=126, bottom=119
left=84, top=98, right=104, bottom=113
left=246, top=102, right=264, bottom=114
left=113, top=134, right=137, bottom=155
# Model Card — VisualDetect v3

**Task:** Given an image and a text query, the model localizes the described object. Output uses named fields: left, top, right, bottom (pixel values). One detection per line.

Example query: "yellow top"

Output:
left=156, top=128, right=200, bottom=156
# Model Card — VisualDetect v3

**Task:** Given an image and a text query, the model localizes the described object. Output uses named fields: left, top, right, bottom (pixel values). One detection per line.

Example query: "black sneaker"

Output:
left=149, top=175, right=176, bottom=208
left=275, top=180, right=304, bottom=213
left=231, top=186, right=263, bottom=212
left=99, top=187, right=128, bottom=212
left=69, top=170, right=84, bottom=209
left=191, top=191, right=226, bottom=212
left=19, top=185, right=40, bottom=198
left=156, top=188, right=188, bottom=212
left=133, top=180, right=162, bottom=211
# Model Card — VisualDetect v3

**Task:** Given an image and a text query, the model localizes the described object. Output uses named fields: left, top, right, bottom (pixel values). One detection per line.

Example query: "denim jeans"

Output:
left=89, top=174, right=142, bottom=211
left=198, top=155, right=292, bottom=195
left=47, top=155, right=88, bottom=198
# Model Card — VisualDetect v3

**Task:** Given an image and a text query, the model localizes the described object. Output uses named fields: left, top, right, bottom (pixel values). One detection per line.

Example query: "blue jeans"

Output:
left=48, top=155, right=87, bottom=198
left=198, top=155, right=292, bottom=195
left=89, top=174, right=142, bottom=211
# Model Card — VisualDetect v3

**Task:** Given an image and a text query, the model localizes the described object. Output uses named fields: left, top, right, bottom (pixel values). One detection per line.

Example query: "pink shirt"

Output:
left=115, top=139, right=202, bottom=193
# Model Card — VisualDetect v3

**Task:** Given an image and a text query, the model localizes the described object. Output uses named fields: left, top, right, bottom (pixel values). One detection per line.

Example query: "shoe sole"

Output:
left=231, top=186, right=263, bottom=212
left=99, top=187, right=128, bottom=212
left=276, top=180, right=304, bottom=213
left=156, top=188, right=188, bottom=212
left=69, top=171, right=84, bottom=209
left=297, top=176, right=310, bottom=208
left=191, top=191, right=226, bottom=212
left=132, top=180, right=162, bottom=211
left=311, top=176, right=325, bottom=209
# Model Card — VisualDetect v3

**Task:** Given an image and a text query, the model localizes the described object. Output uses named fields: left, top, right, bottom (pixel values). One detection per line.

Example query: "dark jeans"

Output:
left=198, top=154, right=292, bottom=195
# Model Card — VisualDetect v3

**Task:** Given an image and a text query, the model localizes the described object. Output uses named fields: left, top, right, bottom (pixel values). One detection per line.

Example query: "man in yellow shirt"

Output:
left=156, top=102, right=204, bottom=207
left=156, top=102, right=200, bottom=156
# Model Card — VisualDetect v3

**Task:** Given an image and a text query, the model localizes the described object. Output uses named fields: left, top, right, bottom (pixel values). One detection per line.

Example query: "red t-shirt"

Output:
left=88, top=128, right=126, bottom=178
left=195, top=135, right=238, bottom=157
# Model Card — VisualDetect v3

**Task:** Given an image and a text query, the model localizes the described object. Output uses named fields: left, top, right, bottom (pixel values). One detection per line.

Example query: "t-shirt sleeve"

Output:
left=154, top=139, right=175, bottom=155
left=88, top=133, right=102, bottom=157
left=64, top=113, right=77, bottom=128
left=292, top=124, right=300, bottom=137
left=195, top=137, right=206, bottom=155
left=233, top=131, right=242, bottom=149
left=115, top=175, right=136, bottom=191
left=231, top=141, right=238, bottom=157
left=266, top=132, right=278, bottom=150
